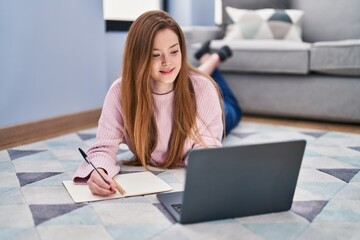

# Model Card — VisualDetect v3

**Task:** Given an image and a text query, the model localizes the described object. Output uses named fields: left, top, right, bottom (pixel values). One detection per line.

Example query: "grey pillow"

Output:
left=310, top=40, right=360, bottom=76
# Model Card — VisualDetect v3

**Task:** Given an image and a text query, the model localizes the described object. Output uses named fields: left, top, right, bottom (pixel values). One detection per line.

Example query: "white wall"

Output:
left=168, top=0, right=215, bottom=26
left=0, top=0, right=214, bottom=127
left=0, top=0, right=108, bottom=126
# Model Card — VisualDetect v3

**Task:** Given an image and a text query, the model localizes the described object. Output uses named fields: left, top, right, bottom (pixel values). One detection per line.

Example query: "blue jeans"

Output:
left=211, top=68, right=242, bottom=134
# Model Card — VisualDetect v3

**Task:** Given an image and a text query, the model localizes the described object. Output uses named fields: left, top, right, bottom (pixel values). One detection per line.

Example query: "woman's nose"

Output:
left=161, top=54, right=170, bottom=64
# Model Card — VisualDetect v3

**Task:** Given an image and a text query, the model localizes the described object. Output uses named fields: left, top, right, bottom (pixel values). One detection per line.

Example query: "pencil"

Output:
left=78, top=148, right=126, bottom=195
left=113, top=179, right=126, bottom=195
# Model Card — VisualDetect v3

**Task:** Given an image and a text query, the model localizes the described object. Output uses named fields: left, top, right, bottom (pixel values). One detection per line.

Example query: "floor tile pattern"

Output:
left=1, top=122, right=360, bottom=239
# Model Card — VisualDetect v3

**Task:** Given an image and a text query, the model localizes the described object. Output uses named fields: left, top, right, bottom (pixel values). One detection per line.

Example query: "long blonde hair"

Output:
left=121, top=10, right=222, bottom=168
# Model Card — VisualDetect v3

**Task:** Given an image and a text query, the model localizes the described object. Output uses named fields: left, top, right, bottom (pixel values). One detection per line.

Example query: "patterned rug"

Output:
left=1, top=122, right=360, bottom=240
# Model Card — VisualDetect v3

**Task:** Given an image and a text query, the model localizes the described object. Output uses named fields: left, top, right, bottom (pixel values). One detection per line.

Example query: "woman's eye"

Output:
left=171, top=50, right=179, bottom=55
left=152, top=54, right=160, bottom=58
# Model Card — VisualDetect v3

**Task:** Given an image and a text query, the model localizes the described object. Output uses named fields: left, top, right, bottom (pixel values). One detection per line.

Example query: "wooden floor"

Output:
left=0, top=109, right=101, bottom=151
left=1, top=112, right=359, bottom=150
left=243, top=115, right=360, bottom=134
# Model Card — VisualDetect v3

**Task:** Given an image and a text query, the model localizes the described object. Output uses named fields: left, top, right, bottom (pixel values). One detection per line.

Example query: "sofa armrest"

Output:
left=181, top=26, right=223, bottom=45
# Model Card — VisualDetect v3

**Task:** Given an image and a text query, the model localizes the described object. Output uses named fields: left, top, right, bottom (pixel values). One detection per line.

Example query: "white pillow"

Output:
left=224, top=7, right=304, bottom=41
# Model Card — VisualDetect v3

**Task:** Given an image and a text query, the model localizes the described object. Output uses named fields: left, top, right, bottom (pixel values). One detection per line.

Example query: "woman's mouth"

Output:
left=160, top=68, right=174, bottom=75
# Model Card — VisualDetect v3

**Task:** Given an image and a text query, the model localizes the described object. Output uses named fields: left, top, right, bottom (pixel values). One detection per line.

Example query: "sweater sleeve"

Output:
left=192, top=74, right=224, bottom=149
left=73, top=80, right=124, bottom=183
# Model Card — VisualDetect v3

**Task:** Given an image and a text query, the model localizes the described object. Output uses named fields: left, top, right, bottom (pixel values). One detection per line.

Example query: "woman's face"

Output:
left=150, top=28, right=182, bottom=94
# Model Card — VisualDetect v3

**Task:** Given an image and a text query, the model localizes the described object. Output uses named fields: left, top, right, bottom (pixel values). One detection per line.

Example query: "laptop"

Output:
left=157, top=140, right=306, bottom=224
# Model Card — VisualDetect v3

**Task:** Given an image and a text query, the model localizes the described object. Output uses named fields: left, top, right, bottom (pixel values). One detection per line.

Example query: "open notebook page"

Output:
left=63, top=171, right=172, bottom=203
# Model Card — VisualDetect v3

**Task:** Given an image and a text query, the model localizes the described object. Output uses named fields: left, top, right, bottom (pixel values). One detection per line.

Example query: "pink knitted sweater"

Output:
left=73, top=72, right=223, bottom=183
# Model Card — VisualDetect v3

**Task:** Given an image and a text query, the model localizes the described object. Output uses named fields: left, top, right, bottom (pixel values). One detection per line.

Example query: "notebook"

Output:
left=157, top=140, right=306, bottom=224
left=63, top=171, right=172, bottom=203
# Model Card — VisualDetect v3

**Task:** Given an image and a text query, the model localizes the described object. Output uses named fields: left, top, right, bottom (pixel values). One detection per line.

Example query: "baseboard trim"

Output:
left=0, top=108, right=101, bottom=150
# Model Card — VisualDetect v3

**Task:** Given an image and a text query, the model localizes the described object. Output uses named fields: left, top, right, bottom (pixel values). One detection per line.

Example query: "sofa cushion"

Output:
left=310, top=39, right=360, bottom=76
left=290, top=0, right=360, bottom=42
left=222, top=0, right=289, bottom=27
left=192, top=39, right=310, bottom=74
left=224, top=7, right=303, bottom=41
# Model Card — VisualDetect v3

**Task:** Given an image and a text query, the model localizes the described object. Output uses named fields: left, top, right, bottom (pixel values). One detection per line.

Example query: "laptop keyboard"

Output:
left=171, top=203, right=182, bottom=214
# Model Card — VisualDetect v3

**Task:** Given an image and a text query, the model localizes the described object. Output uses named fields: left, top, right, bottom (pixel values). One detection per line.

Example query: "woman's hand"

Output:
left=87, top=168, right=117, bottom=196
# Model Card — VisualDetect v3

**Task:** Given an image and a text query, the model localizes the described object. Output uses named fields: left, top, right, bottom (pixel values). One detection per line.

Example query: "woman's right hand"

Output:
left=87, top=168, right=117, bottom=196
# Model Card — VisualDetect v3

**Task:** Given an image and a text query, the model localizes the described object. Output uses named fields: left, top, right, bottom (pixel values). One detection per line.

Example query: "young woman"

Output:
left=73, top=10, right=224, bottom=196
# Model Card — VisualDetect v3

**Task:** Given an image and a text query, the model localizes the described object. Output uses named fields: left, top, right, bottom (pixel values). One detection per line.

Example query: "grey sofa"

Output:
left=183, top=0, right=360, bottom=123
